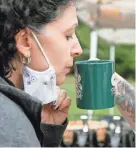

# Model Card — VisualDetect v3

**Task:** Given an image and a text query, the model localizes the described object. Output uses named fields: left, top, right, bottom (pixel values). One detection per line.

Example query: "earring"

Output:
left=22, top=49, right=31, bottom=65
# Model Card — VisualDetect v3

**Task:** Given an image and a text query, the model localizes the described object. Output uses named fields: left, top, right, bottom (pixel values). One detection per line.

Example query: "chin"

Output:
left=56, top=74, right=66, bottom=86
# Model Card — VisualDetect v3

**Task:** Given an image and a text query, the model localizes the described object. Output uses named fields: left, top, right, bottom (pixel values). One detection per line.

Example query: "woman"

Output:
left=0, top=0, right=82, bottom=146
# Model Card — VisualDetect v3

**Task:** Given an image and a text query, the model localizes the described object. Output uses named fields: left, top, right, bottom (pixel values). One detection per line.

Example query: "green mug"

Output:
left=74, top=60, right=115, bottom=110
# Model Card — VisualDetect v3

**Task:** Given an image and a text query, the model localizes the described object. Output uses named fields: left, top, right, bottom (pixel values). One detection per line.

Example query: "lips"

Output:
left=64, top=67, right=72, bottom=74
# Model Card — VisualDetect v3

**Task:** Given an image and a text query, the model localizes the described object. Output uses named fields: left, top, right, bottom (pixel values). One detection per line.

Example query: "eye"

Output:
left=66, top=35, right=73, bottom=41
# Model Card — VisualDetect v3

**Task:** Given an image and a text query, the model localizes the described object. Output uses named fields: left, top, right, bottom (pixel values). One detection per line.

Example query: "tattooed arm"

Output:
left=112, top=73, right=135, bottom=129
left=92, top=58, right=135, bottom=128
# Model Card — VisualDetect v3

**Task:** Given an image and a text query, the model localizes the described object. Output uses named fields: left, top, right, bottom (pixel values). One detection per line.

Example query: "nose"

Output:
left=70, top=35, right=83, bottom=57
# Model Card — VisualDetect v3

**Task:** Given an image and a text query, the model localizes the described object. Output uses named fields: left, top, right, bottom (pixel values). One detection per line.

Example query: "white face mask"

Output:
left=23, top=31, right=57, bottom=105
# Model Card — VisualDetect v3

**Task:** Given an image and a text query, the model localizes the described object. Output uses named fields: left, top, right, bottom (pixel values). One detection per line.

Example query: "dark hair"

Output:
left=0, top=0, right=75, bottom=77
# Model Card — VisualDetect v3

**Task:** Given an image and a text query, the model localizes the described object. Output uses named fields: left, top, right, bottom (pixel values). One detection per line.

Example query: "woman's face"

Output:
left=17, top=4, right=82, bottom=85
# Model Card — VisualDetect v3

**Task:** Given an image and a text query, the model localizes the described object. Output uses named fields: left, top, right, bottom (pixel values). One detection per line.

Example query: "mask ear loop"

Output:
left=31, top=31, right=51, bottom=67
left=31, top=30, right=56, bottom=95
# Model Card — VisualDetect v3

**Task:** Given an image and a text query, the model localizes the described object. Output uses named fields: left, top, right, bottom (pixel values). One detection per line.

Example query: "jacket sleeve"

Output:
left=0, top=94, right=41, bottom=147
left=40, top=119, right=68, bottom=147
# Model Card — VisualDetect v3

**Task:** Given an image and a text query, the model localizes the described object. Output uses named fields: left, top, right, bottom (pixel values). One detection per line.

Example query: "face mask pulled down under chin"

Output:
left=23, top=65, right=57, bottom=104
left=22, top=30, right=57, bottom=105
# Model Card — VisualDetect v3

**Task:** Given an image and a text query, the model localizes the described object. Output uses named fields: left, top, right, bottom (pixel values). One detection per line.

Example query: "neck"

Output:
left=7, top=58, right=24, bottom=89
left=8, top=70, right=24, bottom=89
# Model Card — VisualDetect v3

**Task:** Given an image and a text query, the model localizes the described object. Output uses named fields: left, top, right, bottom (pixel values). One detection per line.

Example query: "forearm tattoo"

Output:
left=111, top=73, right=135, bottom=122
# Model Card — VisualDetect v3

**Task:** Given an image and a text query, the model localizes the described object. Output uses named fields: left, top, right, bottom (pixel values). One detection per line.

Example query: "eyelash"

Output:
left=66, top=35, right=73, bottom=41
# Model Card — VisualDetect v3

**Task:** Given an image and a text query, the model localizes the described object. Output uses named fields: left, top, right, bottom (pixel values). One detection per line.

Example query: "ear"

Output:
left=15, top=28, right=32, bottom=58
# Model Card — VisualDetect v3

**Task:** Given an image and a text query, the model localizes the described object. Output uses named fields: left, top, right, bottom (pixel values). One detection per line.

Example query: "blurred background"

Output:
left=60, top=0, right=135, bottom=147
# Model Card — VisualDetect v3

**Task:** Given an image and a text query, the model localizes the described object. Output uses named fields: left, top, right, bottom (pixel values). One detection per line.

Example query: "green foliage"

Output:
left=115, top=45, right=135, bottom=79
left=74, top=20, right=135, bottom=79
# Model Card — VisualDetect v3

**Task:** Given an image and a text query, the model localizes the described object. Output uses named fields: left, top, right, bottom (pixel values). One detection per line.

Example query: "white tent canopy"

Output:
left=77, top=0, right=135, bottom=59
left=98, top=29, right=135, bottom=45
left=77, top=0, right=135, bottom=29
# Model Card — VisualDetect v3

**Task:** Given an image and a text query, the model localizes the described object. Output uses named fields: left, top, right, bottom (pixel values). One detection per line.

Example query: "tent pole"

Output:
left=109, top=43, right=116, bottom=115
left=110, top=43, right=115, bottom=61
left=88, top=28, right=98, bottom=120
left=89, top=29, right=98, bottom=60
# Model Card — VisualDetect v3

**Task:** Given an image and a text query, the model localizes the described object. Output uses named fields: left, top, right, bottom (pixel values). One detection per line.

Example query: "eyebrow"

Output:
left=65, top=23, right=78, bottom=32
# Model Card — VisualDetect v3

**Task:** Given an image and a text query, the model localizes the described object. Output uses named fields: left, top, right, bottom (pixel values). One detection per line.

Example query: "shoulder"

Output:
left=0, top=92, right=40, bottom=147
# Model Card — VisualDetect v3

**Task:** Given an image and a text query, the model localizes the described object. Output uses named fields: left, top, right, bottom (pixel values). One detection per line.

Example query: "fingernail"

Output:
left=52, top=101, right=56, bottom=105
left=54, top=106, right=59, bottom=110
left=52, top=105, right=59, bottom=110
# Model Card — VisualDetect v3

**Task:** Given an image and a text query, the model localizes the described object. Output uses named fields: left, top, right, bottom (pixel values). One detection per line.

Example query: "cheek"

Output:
left=42, top=37, right=70, bottom=74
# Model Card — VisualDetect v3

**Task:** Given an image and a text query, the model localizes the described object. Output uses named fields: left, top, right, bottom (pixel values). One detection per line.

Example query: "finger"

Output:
left=54, top=89, right=67, bottom=109
left=58, top=97, right=71, bottom=111
left=51, top=88, right=64, bottom=108
left=50, top=86, right=61, bottom=107
left=56, top=86, right=61, bottom=94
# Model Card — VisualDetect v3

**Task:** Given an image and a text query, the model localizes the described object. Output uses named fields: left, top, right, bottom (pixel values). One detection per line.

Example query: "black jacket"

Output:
left=0, top=77, right=67, bottom=147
